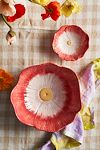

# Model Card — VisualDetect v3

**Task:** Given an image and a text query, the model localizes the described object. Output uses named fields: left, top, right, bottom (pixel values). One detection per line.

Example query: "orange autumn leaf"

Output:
left=0, top=69, right=14, bottom=91
left=41, top=1, right=60, bottom=21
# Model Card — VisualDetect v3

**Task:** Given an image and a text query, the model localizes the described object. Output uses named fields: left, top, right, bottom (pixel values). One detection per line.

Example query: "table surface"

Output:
left=0, top=0, right=100, bottom=150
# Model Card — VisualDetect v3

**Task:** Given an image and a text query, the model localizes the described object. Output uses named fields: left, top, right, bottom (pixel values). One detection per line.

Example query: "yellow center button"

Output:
left=67, top=40, right=72, bottom=46
left=39, top=88, right=53, bottom=101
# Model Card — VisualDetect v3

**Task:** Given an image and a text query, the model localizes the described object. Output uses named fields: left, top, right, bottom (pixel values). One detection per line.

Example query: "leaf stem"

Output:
left=1, top=14, right=12, bottom=30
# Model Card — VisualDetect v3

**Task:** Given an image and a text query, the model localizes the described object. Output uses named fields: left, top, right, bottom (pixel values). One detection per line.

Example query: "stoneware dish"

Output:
left=11, top=63, right=81, bottom=132
left=52, top=25, right=89, bottom=61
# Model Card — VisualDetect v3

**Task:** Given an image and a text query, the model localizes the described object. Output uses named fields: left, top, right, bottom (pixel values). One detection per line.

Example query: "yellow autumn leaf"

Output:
left=60, top=0, right=81, bottom=17
left=92, top=58, right=100, bottom=79
left=31, top=0, right=50, bottom=6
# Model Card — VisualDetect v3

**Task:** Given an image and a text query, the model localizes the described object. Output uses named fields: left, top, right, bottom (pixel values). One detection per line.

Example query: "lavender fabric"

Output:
left=39, top=59, right=100, bottom=149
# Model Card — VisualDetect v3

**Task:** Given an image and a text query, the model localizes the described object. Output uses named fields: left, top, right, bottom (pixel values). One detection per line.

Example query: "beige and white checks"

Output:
left=0, top=0, right=100, bottom=149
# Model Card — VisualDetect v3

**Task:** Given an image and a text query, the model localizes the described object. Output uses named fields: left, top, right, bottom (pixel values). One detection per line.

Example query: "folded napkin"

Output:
left=39, top=58, right=100, bottom=150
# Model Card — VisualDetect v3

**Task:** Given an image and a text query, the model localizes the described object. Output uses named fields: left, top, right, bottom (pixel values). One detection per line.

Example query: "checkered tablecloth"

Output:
left=0, top=0, right=100, bottom=150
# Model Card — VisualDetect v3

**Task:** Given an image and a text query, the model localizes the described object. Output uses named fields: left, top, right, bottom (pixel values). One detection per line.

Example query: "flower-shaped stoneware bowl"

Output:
left=52, top=25, right=89, bottom=61
left=11, top=63, right=81, bottom=132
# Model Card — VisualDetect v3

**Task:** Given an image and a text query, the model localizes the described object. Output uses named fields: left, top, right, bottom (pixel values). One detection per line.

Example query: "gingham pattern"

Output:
left=0, top=0, right=100, bottom=150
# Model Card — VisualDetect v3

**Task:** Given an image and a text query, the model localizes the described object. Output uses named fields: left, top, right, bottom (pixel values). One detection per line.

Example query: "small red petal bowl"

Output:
left=11, top=63, right=81, bottom=132
left=52, top=25, right=89, bottom=61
